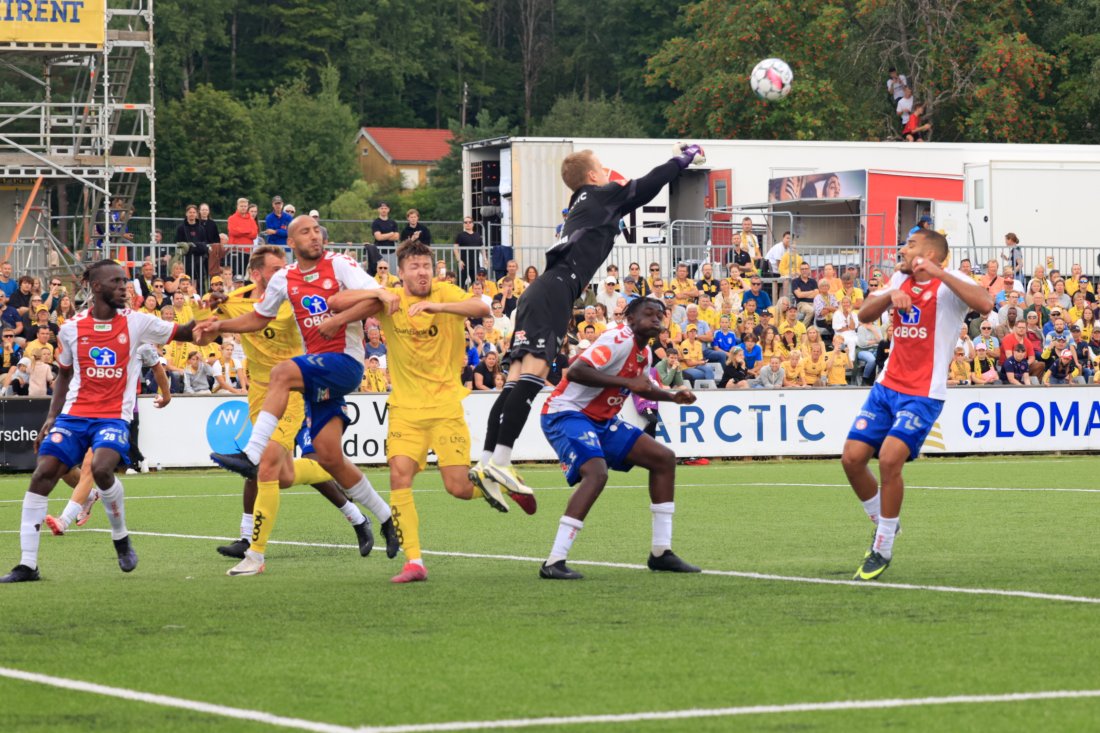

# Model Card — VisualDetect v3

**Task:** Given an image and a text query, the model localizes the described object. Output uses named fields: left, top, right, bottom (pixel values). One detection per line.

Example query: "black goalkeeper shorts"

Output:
left=509, top=269, right=575, bottom=366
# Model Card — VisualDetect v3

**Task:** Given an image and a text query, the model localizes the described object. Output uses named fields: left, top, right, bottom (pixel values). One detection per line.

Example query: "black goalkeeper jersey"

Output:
left=547, top=159, right=682, bottom=300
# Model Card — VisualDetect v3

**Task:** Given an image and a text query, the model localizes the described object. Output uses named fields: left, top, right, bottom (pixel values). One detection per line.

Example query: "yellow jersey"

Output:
left=214, top=285, right=304, bottom=383
left=378, top=282, right=470, bottom=416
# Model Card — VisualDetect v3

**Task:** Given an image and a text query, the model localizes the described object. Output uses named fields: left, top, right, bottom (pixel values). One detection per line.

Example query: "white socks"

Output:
left=343, top=475, right=391, bottom=523
left=874, top=516, right=900, bottom=559
left=57, top=500, right=83, bottom=531
left=98, top=478, right=129, bottom=541
left=547, top=516, right=584, bottom=565
left=490, top=445, right=513, bottom=467
left=244, top=411, right=279, bottom=464
left=19, top=492, right=49, bottom=569
left=239, top=512, right=253, bottom=541
left=650, top=502, right=674, bottom=556
left=339, top=501, right=366, bottom=525
left=862, top=493, right=881, bottom=523
left=480, top=450, right=492, bottom=466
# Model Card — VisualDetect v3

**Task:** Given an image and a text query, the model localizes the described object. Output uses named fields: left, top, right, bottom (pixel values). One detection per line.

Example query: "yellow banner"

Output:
left=0, top=0, right=105, bottom=46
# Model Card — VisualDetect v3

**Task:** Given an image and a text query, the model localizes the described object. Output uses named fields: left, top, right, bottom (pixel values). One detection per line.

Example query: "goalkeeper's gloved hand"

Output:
left=673, top=142, right=706, bottom=169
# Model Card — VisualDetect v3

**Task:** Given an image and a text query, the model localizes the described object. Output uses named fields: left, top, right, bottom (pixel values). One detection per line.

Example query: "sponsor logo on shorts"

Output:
left=50, top=432, right=63, bottom=443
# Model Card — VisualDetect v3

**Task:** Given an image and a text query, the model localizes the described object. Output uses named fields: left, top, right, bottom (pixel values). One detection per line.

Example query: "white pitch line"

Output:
left=41, top=528, right=1100, bottom=606
left=2, top=665, right=1098, bottom=733
left=356, top=689, right=1100, bottom=732
left=0, top=666, right=357, bottom=733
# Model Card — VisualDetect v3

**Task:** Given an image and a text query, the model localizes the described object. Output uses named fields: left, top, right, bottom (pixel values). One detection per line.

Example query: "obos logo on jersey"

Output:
left=86, top=347, right=123, bottom=378
left=895, top=305, right=927, bottom=339
left=205, top=399, right=252, bottom=454
left=301, top=294, right=331, bottom=328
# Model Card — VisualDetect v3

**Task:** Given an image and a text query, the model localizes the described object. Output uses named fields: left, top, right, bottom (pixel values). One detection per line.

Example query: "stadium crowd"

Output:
left=4, top=197, right=1100, bottom=397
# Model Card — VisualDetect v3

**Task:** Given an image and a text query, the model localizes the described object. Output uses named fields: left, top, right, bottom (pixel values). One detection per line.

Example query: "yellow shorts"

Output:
left=249, top=381, right=306, bottom=453
left=387, top=406, right=470, bottom=471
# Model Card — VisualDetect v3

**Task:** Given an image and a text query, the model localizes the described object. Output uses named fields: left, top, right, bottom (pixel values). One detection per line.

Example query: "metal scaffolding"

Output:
left=0, top=0, right=155, bottom=281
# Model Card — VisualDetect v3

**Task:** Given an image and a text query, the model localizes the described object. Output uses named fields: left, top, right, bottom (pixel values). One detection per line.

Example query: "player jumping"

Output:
left=1, top=261, right=197, bottom=583
left=204, top=246, right=375, bottom=566
left=197, top=216, right=398, bottom=576
left=843, top=229, right=992, bottom=580
left=332, top=239, right=535, bottom=583
left=538, top=296, right=700, bottom=580
left=472, top=144, right=705, bottom=502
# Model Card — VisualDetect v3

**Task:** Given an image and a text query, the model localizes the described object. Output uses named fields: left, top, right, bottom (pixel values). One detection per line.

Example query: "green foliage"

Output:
left=156, top=85, right=265, bottom=216
left=533, top=93, right=650, bottom=137
left=320, top=179, right=380, bottom=244
left=248, top=67, right=359, bottom=213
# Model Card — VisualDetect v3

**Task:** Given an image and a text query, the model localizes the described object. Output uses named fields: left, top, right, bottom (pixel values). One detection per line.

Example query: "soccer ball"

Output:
left=750, top=58, right=793, bottom=101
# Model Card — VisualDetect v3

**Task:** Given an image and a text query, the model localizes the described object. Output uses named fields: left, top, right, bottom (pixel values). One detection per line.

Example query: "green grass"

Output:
left=1, top=455, right=1099, bottom=732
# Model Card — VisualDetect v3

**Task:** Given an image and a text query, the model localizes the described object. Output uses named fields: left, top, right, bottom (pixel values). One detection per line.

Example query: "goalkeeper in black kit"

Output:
left=471, top=143, right=706, bottom=505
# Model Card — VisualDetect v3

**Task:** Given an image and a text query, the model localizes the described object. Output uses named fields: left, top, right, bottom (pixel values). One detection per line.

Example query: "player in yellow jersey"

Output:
left=207, top=245, right=376, bottom=574
left=330, top=239, right=535, bottom=583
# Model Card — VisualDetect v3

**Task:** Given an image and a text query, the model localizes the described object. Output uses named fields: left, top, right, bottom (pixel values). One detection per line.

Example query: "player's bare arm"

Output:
left=408, top=296, right=490, bottom=319
left=151, top=363, right=172, bottom=409
left=858, top=289, right=906, bottom=324
left=195, top=310, right=272, bottom=341
left=35, top=367, right=73, bottom=452
left=328, top=287, right=399, bottom=315
left=913, top=257, right=995, bottom=313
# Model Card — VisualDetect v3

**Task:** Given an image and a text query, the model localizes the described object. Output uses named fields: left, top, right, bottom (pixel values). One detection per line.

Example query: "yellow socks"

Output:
left=292, top=457, right=333, bottom=486
left=389, top=488, right=421, bottom=563
left=250, top=480, right=281, bottom=554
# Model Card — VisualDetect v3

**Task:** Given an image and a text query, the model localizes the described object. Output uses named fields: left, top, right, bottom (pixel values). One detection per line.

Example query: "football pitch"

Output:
left=1, top=455, right=1098, bottom=732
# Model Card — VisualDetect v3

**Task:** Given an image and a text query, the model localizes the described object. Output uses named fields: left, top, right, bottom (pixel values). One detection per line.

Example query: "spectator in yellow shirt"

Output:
left=374, top=260, right=401, bottom=287
left=497, top=259, right=525, bottom=296
left=697, top=294, right=720, bottom=330
left=472, top=267, right=499, bottom=298
left=669, top=263, right=700, bottom=305
left=581, top=306, right=607, bottom=337
left=824, top=336, right=851, bottom=385
left=838, top=274, right=864, bottom=307
left=778, top=306, right=808, bottom=342
left=678, top=326, right=709, bottom=384
left=361, top=355, right=390, bottom=393
left=803, top=342, right=828, bottom=385
left=947, top=347, right=972, bottom=385
left=783, top=349, right=806, bottom=387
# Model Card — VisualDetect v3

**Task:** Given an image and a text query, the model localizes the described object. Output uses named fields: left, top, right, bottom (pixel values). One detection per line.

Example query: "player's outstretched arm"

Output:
left=329, top=288, right=398, bottom=315
left=408, top=296, right=490, bottom=319
left=199, top=310, right=272, bottom=338
left=151, top=363, right=172, bottom=408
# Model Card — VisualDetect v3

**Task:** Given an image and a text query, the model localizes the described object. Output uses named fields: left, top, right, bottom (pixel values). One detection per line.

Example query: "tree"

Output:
left=517, top=0, right=554, bottom=133
left=154, top=0, right=233, bottom=96
left=646, top=0, right=879, bottom=141
left=534, top=93, right=649, bottom=137
left=853, top=0, right=1062, bottom=142
left=249, top=67, right=359, bottom=211
left=157, top=85, right=265, bottom=216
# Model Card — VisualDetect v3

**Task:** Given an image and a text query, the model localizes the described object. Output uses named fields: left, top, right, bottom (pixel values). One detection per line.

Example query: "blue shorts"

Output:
left=847, top=383, right=944, bottom=461
left=38, top=415, right=131, bottom=469
left=295, top=425, right=316, bottom=457
left=540, top=411, right=644, bottom=486
left=294, top=353, right=362, bottom=438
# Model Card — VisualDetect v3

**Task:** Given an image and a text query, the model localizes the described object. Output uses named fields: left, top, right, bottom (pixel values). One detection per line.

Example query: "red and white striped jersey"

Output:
left=543, top=325, right=650, bottom=421
left=57, top=309, right=176, bottom=420
left=878, top=269, right=971, bottom=400
left=255, top=252, right=378, bottom=362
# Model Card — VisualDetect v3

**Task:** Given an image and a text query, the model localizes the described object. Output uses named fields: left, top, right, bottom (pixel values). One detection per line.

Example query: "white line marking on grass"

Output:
left=0, top=666, right=357, bottom=733
left=722, top=482, right=1100, bottom=494
left=3, top=665, right=1098, bottom=733
left=43, top=529, right=1100, bottom=606
left=0, top=491, right=317, bottom=505
left=356, top=689, right=1100, bottom=732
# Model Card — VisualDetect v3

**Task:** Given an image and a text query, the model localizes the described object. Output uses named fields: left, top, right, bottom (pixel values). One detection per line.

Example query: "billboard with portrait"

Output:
left=769, top=169, right=867, bottom=202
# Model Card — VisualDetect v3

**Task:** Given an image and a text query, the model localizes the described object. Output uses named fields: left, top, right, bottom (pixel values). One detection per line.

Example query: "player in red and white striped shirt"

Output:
left=538, top=297, right=700, bottom=580
left=1, top=261, right=196, bottom=583
left=843, top=229, right=993, bottom=581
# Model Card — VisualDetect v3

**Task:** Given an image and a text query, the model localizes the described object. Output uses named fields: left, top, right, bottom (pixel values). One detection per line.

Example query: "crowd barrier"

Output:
left=4, top=386, right=1099, bottom=471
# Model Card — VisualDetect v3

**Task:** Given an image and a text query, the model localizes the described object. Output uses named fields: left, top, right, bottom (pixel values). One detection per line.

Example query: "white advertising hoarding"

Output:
left=137, top=387, right=1100, bottom=469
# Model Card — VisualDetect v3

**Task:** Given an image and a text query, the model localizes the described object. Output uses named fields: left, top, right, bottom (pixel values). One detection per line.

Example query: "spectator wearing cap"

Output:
left=621, top=277, right=640, bottom=303
left=907, top=213, right=932, bottom=237
left=555, top=207, right=569, bottom=237
left=838, top=273, right=864, bottom=307
left=308, top=210, right=329, bottom=244
left=972, top=343, right=1000, bottom=383
left=263, top=196, right=292, bottom=247
left=596, top=276, right=620, bottom=315
left=1044, top=348, right=1084, bottom=384
left=678, top=325, right=710, bottom=385
left=1, top=355, right=31, bottom=395
left=847, top=264, right=869, bottom=294
left=401, top=208, right=432, bottom=247
left=361, top=355, right=389, bottom=393
left=203, top=275, right=226, bottom=306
